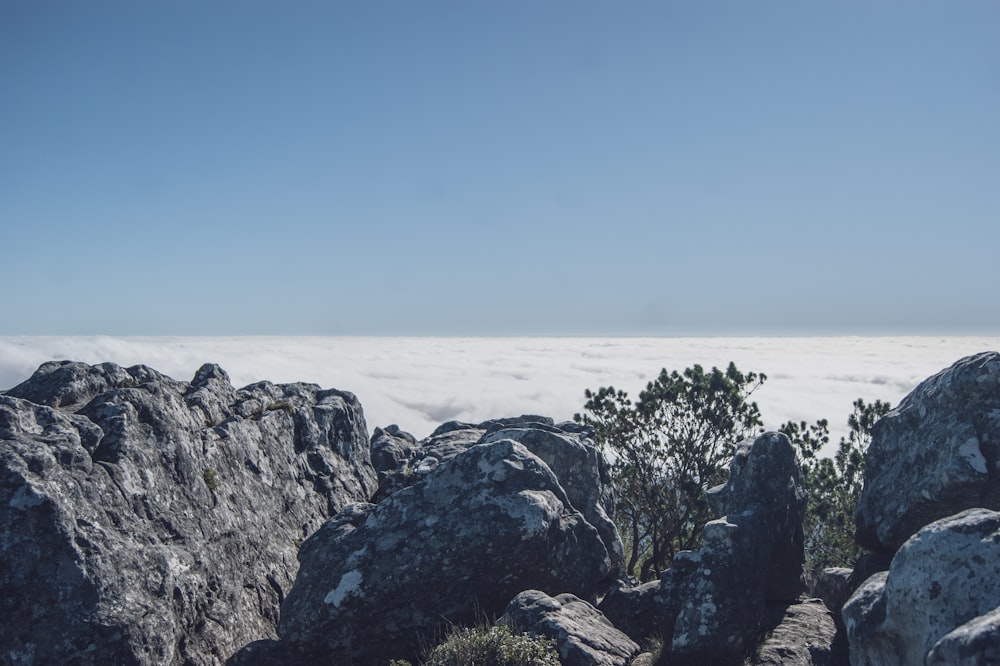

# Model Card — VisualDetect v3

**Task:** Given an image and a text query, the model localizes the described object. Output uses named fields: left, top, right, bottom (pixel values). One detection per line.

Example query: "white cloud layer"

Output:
left=1, top=336, right=997, bottom=457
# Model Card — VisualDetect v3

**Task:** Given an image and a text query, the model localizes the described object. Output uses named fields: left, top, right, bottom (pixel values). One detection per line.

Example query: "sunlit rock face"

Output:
left=370, top=416, right=625, bottom=576
left=504, top=589, right=641, bottom=666
left=1, top=360, right=376, bottom=665
left=844, top=508, right=1000, bottom=666
left=278, top=437, right=617, bottom=664
left=855, top=351, right=1000, bottom=554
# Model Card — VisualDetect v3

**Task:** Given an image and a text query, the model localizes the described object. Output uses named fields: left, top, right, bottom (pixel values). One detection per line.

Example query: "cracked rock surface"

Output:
left=278, top=437, right=616, bottom=664
left=1, top=360, right=376, bottom=665
left=855, top=351, right=1000, bottom=553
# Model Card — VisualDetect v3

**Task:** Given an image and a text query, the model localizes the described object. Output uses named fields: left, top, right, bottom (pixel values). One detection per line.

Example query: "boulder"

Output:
left=667, top=431, right=807, bottom=664
left=504, top=590, right=641, bottom=666
left=926, top=605, right=1000, bottom=666
left=843, top=508, right=1000, bottom=666
left=367, top=420, right=485, bottom=502
left=369, top=416, right=559, bottom=502
left=1, top=361, right=376, bottom=665
left=481, top=423, right=624, bottom=578
left=278, top=438, right=616, bottom=664
left=808, top=568, right=853, bottom=621
left=598, top=578, right=675, bottom=647
left=747, top=598, right=839, bottom=666
left=369, top=424, right=418, bottom=479
left=370, top=417, right=625, bottom=577
left=855, top=351, right=1000, bottom=553
left=600, top=432, right=807, bottom=665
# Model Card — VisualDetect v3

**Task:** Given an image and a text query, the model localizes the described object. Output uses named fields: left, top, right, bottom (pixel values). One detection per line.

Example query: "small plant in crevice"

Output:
left=202, top=467, right=222, bottom=499
left=117, top=376, right=139, bottom=389
left=266, top=400, right=294, bottom=412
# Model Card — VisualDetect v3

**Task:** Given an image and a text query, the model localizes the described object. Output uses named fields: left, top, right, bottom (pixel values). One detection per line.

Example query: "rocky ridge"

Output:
left=2, top=351, right=1000, bottom=665
left=840, top=351, right=1000, bottom=665
left=1, top=361, right=376, bottom=665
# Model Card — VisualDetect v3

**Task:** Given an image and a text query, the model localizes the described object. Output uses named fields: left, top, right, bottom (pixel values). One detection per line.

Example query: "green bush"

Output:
left=575, top=362, right=766, bottom=580
left=422, top=623, right=560, bottom=666
left=781, top=397, right=892, bottom=572
left=202, top=467, right=221, bottom=494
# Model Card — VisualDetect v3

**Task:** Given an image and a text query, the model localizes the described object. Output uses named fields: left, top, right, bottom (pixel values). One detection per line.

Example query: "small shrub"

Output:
left=643, top=635, right=664, bottom=663
left=202, top=467, right=221, bottom=495
left=266, top=400, right=294, bottom=412
left=422, top=623, right=560, bottom=666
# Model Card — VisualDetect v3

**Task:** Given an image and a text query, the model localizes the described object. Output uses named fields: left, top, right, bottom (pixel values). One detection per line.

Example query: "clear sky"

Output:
left=3, top=1, right=998, bottom=336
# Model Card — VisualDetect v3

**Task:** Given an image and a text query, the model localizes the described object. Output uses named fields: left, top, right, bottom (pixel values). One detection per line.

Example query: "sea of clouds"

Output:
left=2, top=336, right=997, bottom=457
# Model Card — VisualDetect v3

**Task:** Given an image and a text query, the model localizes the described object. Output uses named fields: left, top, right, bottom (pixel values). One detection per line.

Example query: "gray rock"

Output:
left=368, top=421, right=486, bottom=502
left=840, top=572, right=891, bottom=666
left=1, top=361, right=376, bottom=665
left=504, top=590, right=641, bottom=666
left=369, top=417, right=626, bottom=577
left=927, top=605, right=1000, bottom=666
left=667, top=431, right=807, bottom=664
left=481, top=424, right=624, bottom=578
left=707, top=431, right=808, bottom=602
left=809, top=568, right=854, bottom=620
left=224, top=639, right=290, bottom=666
left=369, top=424, right=417, bottom=479
left=598, top=578, right=675, bottom=647
left=599, top=432, right=807, bottom=665
left=843, top=509, right=1000, bottom=666
left=747, top=598, right=838, bottom=666
left=855, top=351, right=1000, bottom=553
left=278, top=439, right=616, bottom=664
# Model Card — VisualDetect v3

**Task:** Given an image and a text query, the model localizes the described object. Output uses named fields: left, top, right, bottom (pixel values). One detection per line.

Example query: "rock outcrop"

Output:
left=748, top=598, right=839, bottom=666
left=504, top=590, right=641, bottom=666
left=11, top=349, right=1000, bottom=666
left=371, top=416, right=625, bottom=576
left=1, top=361, right=376, bottom=665
left=843, top=508, right=1000, bottom=666
left=278, top=436, right=617, bottom=664
left=600, top=431, right=807, bottom=665
left=855, top=351, right=1000, bottom=553
left=926, top=605, right=1000, bottom=666
left=667, top=431, right=807, bottom=663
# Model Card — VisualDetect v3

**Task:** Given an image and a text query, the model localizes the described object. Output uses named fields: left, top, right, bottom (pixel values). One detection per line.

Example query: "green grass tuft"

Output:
left=421, top=623, right=560, bottom=666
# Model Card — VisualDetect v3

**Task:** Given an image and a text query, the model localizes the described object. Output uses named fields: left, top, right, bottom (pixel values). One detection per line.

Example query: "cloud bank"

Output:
left=1, top=336, right=996, bottom=457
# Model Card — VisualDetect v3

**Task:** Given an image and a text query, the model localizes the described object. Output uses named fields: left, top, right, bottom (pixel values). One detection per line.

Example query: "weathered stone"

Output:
left=598, top=578, right=675, bottom=647
left=370, top=424, right=417, bottom=479
left=278, top=439, right=616, bottom=664
left=224, top=639, right=290, bottom=666
left=707, top=431, right=808, bottom=602
left=843, top=509, right=1000, bottom=666
left=600, top=432, right=806, bottom=665
left=481, top=423, right=624, bottom=578
left=367, top=420, right=486, bottom=502
left=840, top=572, right=890, bottom=666
left=855, top=351, right=1000, bottom=553
left=747, top=598, right=839, bottom=666
left=504, top=590, right=641, bottom=666
left=809, top=568, right=853, bottom=620
left=926, top=605, right=1000, bottom=666
left=846, top=552, right=892, bottom=597
left=1, top=361, right=376, bottom=665
left=666, top=432, right=807, bottom=664
left=369, top=417, right=626, bottom=577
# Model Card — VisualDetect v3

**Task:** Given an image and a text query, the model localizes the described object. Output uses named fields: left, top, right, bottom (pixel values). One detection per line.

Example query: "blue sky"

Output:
left=3, top=1, right=998, bottom=335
